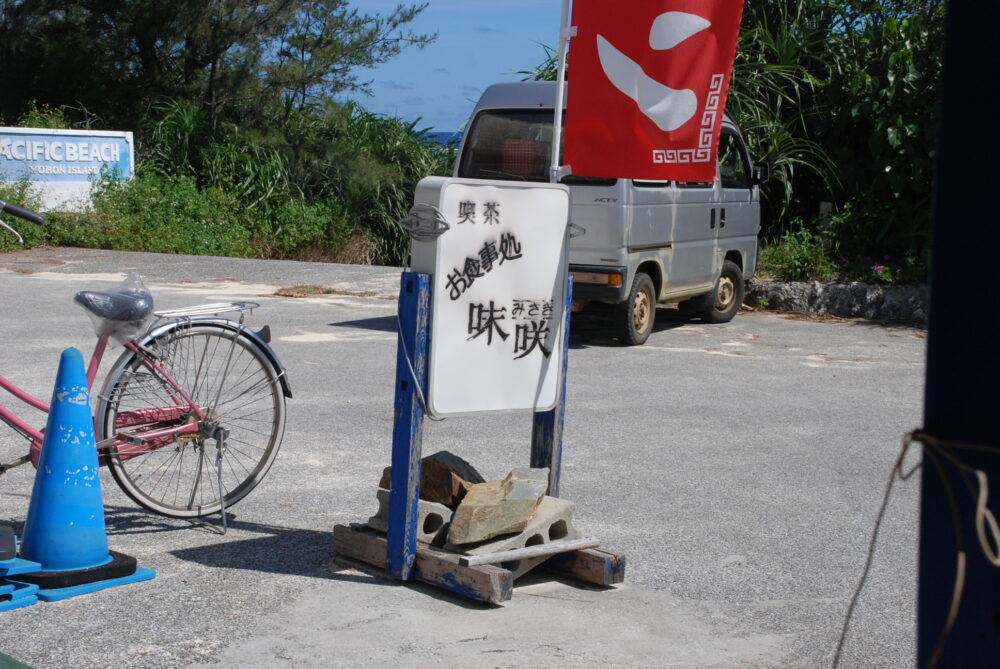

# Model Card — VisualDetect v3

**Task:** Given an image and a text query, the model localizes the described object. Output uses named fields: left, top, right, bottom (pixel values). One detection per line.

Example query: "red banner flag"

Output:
left=564, top=0, right=744, bottom=182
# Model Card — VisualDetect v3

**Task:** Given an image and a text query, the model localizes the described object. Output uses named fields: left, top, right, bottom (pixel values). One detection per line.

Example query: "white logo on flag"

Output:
left=597, top=12, right=710, bottom=131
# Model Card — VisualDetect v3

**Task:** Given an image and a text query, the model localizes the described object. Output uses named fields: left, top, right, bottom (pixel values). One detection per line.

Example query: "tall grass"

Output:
left=3, top=97, right=455, bottom=263
left=730, top=1, right=839, bottom=230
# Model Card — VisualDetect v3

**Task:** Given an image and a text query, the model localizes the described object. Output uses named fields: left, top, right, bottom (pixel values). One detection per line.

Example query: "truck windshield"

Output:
left=458, top=109, right=615, bottom=186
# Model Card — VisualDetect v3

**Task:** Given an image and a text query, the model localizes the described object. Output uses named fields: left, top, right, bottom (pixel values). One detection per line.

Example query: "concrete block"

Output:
left=367, top=488, right=453, bottom=546
left=446, top=496, right=580, bottom=579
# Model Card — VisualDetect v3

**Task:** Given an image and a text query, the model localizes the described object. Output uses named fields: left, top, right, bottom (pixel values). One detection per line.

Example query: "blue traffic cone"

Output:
left=9, top=348, right=154, bottom=602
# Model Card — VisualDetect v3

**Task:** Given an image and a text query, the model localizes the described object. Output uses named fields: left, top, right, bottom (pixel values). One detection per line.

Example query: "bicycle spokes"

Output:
left=101, top=323, right=285, bottom=518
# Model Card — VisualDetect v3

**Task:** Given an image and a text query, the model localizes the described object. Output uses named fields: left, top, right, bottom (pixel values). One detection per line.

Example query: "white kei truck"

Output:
left=453, top=81, right=769, bottom=345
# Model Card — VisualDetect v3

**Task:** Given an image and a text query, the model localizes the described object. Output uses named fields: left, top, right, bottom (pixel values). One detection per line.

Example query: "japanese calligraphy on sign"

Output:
left=408, top=177, right=570, bottom=417
left=456, top=200, right=501, bottom=225
left=444, top=232, right=523, bottom=300
left=467, top=298, right=555, bottom=360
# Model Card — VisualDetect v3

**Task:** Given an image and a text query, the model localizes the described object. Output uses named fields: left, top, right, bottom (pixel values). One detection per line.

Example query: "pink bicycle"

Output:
left=0, top=200, right=291, bottom=518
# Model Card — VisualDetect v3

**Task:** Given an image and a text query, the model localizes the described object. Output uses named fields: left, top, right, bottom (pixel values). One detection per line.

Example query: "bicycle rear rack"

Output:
left=153, top=301, right=259, bottom=320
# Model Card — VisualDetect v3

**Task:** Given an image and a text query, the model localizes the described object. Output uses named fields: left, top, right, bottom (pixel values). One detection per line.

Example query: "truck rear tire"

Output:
left=702, top=260, right=744, bottom=323
left=616, top=272, right=656, bottom=345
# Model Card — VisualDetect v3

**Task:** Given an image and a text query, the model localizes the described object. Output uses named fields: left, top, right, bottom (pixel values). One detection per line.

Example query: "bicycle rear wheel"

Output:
left=97, top=321, right=286, bottom=517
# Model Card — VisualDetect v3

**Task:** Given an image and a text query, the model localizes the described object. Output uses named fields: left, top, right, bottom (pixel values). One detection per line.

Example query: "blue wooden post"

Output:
left=531, top=274, right=573, bottom=496
left=386, top=271, right=431, bottom=580
left=918, top=3, right=1000, bottom=665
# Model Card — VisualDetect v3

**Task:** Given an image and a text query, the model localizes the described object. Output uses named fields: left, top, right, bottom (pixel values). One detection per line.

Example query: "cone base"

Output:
left=25, top=566, right=156, bottom=602
left=13, top=550, right=144, bottom=589
left=0, top=594, right=38, bottom=612
left=0, top=557, right=43, bottom=578
left=1, top=580, right=38, bottom=598
left=0, top=581, right=39, bottom=612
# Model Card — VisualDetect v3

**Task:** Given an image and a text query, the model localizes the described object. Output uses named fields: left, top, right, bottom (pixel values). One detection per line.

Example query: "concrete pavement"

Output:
left=0, top=248, right=925, bottom=667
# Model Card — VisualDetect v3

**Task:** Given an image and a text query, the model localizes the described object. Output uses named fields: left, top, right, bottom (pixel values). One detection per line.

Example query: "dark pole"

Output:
left=919, top=1, right=1000, bottom=666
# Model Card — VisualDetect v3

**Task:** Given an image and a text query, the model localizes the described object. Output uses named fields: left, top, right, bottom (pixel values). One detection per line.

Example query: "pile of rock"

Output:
left=745, top=279, right=928, bottom=323
left=368, top=451, right=581, bottom=579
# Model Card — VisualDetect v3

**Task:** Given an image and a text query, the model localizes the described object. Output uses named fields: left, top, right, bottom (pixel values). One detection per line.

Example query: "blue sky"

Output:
left=347, top=1, right=565, bottom=132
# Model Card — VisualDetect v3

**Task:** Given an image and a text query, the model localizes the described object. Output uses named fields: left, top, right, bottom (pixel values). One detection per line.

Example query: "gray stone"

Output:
left=367, top=488, right=453, bottom=546
left=745, top=279, right=927, bottom=324
left=446, top=496, right=581, bottom=579
left=446, top=467, right=549, bottom=545
left=378, top=450, right=485, bottom=508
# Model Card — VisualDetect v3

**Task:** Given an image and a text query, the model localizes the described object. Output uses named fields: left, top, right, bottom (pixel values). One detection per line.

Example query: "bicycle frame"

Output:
left=0, top=331, right=202, bottom=470
left=2, top=200, right=289, bottom=518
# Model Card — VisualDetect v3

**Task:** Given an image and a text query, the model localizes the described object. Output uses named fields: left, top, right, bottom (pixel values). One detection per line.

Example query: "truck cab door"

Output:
left=661, top=178, right=721, bottom=295
left=717, top=128, right=758, bottom=260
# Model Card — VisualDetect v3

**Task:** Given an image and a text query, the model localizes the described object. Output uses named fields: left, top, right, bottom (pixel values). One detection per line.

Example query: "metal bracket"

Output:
left=154, top=301, right=258, bottom=319
left=398, top=203, right=449, bottom=241
left=0, top=220, right=24, bottom=245
left=551, top=164, right=573, bottom=182
left=207, top=423, right=231, bottom=534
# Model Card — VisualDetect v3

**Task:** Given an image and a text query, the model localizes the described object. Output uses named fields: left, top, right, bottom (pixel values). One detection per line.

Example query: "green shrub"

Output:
left=0, top=180, right=44, bottom=252
left=87, top=174, right=253, bottom=257
left=758, top=221, right=838, bottom=282
left=18, top=101, right=71, bottom=129
left=41, top=211, right=107, bottom=249
left=249, top=198, right=355, bottom=259
left=834, top=251, right=927, bottom=285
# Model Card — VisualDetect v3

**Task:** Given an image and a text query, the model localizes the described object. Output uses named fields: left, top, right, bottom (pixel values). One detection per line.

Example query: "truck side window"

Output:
left=458, top=109, right=615, bottom=185
left=458, top=110, right=552, bottom=181
left=718, top=130, right=751, bottom=189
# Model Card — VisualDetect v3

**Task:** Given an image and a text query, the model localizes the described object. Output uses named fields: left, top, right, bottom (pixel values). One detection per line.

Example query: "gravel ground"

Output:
left=0, top=248, right=925, bottom=668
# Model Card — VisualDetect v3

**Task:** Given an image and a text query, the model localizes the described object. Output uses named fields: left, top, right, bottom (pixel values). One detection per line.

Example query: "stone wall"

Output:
left=745, top=280, right=928, bottom=324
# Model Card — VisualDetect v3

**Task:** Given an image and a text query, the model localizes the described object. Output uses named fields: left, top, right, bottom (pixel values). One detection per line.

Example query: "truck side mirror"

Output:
left=752, top=163, right=770, bottom=186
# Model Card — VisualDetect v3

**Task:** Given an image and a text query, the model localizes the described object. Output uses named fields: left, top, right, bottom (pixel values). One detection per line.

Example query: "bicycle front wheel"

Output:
left=98, top=321, right=286, bottom=518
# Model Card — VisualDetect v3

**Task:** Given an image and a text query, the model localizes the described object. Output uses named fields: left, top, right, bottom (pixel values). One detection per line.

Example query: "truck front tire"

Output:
left=616, top=272, right=656, bottom=345
left=702, top=260, right=744, bottom=323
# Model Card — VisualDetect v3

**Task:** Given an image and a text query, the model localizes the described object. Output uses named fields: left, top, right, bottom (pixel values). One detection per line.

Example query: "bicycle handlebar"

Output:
left=0, top=200, right=45, bottom=226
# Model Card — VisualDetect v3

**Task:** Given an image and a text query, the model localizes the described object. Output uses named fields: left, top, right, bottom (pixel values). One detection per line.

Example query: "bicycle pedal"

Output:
left=115, top=433, right=147, bottom=447
left=95, top=437, right=120, bottom=451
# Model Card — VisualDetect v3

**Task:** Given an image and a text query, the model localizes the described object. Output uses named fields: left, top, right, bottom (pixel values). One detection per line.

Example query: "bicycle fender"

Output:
left=140, top=317, right=293, bottom=398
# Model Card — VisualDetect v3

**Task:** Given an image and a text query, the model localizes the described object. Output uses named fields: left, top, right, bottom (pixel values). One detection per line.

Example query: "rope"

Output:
left=833, top=430, right=1000, bottom=669
left=395, top=308, right=445, bottom=423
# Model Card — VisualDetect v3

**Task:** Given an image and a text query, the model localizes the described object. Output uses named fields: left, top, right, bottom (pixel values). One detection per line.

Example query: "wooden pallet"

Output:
left=333, top=524, right=625, bottom=604
left=333, top=524, right=511, bottom=603
left=542, top=546, right=626, bottom=585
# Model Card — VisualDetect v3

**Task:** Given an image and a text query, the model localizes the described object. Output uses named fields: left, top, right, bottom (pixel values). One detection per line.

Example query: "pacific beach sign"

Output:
left=0, top=127, right=134, bottom=210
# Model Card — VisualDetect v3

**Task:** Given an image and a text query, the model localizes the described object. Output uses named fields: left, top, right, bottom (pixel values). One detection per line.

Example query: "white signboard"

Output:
left=409, top=177, right=570, bottom=417
left=0, top=127, right=134, bottom=211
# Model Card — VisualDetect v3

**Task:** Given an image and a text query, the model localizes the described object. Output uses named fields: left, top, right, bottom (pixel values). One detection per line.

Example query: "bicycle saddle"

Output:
left=74, top=288, right=154, bottom=322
